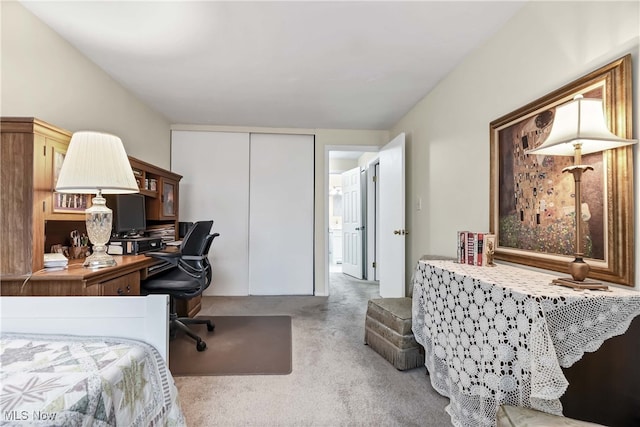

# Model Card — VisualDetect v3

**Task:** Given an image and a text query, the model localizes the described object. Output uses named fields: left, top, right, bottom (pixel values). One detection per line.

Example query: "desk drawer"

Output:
left=100, top=272, right=140, bottom=296
left=176, top=295, right=201, bottom=318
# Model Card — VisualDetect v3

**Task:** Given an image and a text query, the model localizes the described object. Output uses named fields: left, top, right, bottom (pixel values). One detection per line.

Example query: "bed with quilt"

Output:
left=0, top=295, right=185, bottom=426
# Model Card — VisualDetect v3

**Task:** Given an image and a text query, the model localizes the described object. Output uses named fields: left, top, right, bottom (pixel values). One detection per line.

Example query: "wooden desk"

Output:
left=1, top=255, right=157, bottom=297
left=0, top=254, right=201, bottom=317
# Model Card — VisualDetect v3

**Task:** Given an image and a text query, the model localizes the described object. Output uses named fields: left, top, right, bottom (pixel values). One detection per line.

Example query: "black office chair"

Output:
left=142, top=220, right=220, bottom=351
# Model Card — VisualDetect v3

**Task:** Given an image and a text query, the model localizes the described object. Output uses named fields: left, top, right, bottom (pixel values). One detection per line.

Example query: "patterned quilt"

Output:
left=0, top=332, right=185, bottom=426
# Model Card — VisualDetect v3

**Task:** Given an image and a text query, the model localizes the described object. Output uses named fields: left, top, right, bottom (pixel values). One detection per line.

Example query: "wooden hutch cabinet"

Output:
left=0, top=117, right=75, bottom=276
left=0, top=118, right=196, bottom=314
left=129, top=156, right=181, bottom=224
left=1, top=117, right=183, bottom=276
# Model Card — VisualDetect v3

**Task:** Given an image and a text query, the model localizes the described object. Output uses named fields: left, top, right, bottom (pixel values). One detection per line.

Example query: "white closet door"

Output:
left=171, top=131, right=250, bottom=296
left=249, top=133, right=314, bottom=295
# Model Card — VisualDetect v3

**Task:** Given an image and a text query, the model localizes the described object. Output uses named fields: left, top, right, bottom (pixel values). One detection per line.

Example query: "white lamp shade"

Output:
left=55, top=131, right=139, bottom=194
left=526, top=95, right=637, bottom=157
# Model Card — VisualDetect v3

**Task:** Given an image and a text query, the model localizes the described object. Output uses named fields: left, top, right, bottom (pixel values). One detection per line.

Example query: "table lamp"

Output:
left=526, top=94, right=637, bottom=289
left=55, top=131, right=139, bottom=268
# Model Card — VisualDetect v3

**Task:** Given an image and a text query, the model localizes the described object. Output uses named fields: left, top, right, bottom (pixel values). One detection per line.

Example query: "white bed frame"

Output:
left=0, top=295, right=170, bottom=362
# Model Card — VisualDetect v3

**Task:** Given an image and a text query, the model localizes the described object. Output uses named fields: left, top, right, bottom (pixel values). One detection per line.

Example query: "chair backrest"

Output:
left=201, top=233, right=220, bottom=290
left=180, top=220, right=213, bottom=256
left=141, top=221, right=218, bottom=300
left=179, top=222, right=217, bottom=292
left=202, top=233, right=219, bottom=257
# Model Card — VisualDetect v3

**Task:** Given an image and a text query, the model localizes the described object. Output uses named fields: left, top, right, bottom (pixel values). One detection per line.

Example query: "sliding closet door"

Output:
left=249, top=133, right=314, bottom=295
left=171, top=131, right=250, bottom=296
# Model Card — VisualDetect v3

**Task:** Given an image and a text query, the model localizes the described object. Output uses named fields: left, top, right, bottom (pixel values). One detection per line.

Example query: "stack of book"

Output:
left=146, top=224, right=176, bottom=244
left=43, top=253, right=69, bottom=271
left=457, top=231, right=495, bottom=266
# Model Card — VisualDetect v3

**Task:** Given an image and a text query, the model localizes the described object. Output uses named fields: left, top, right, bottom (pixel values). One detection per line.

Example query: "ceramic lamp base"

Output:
left=83, top=193, right=117, bottom=269
left=568, top=257, right=590, bottom=281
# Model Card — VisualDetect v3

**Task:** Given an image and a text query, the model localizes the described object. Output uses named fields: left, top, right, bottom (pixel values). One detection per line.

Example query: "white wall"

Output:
left=329, top=158, right=358, bottom=173
left=0, top=1, right=171, bottom=168
left=391, top=1, right=640, bottom=290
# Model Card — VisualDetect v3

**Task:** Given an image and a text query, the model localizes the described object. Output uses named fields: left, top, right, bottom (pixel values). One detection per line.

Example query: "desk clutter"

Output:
left=48, top=229, right=90, bottom=261
left=108, top=236, right=163, bottom=255
left=147, top=224, right=177, bottom=244
left=43, top=252, right=68, bottom=270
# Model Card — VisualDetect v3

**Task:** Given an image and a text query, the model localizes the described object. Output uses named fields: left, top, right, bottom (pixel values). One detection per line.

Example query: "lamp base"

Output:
left=551, top=278, right=608, bottom=291
left=568, top=257, right=590, bottom=281
left=83, top=251, right=117, bottom=268
left=83, top=193, right=116, bottom=269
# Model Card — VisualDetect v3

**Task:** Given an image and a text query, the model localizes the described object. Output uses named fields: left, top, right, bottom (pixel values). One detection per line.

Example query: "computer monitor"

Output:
left=106, top=194, right=146, bottom=238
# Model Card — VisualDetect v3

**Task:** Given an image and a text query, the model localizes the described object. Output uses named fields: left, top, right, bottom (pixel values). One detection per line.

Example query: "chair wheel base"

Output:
left=207, top=323, right=215, bottom=331
left=196, top=340, right=207, bottom=351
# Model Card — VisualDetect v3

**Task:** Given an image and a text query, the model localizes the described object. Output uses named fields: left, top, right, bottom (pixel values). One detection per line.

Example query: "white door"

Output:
left=341, top=166, right=363, bottom=279
left=249, top=133, right=314, bottom=295
left=379, top=133, right=405, bottom=297
left=171, top=131, right=250, bottom=296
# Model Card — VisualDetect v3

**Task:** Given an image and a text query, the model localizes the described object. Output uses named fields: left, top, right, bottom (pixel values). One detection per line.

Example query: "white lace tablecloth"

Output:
left=411, top=260, right=640, bottom=427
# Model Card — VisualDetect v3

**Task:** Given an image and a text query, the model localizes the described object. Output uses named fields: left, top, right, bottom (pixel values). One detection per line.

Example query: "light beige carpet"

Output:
left=173, top=272, right=452, bottom=426
left=169, top=315, right=292, bottom=376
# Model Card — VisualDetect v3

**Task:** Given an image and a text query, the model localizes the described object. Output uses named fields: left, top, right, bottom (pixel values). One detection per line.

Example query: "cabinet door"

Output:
left=100, top=272, right=140, bottom=296
left=144, top=176, right=178, bottom=221
left=176, top=295, right=201, bottom=318
left=160, top=177, right=178, bottom=219
left=46, top=139, right=91, bottom=220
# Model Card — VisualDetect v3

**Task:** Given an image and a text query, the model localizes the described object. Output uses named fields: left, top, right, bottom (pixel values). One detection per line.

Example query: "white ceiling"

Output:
left=21, top=1, right=525, bottom=130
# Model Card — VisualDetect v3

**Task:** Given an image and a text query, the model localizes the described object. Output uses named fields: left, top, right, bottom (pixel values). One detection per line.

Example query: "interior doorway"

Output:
left=326, top=147, right=379, bottom=287
left=325, top=134, right=406, bottom=298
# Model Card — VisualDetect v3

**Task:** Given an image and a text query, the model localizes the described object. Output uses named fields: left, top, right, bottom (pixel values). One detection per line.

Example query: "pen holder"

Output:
left=70, top=246, right=90, bottom=259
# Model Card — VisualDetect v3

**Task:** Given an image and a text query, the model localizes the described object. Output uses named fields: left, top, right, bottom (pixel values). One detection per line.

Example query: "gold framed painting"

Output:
left=489, top=55, right=634, bottom=286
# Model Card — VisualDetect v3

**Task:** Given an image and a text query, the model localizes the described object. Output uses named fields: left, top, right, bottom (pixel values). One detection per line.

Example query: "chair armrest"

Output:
left=145, top=250, right=182, bottom=266
left=176, top=256, right=208, bottom=280
left=182, top=255, right=207, bottom=261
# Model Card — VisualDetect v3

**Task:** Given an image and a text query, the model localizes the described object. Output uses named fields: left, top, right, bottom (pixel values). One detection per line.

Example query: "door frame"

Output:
left=324, top=145, right=379, bottom=296
left=366, top=159, right=379, bottom=281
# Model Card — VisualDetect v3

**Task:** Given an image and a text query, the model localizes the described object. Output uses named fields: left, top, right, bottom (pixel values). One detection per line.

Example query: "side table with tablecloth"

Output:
left=411, top=260, right=640, bottom=427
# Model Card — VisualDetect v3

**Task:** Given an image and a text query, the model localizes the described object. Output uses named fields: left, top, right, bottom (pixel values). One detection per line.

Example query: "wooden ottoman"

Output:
left=364, top=297, right=424, bottom=370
